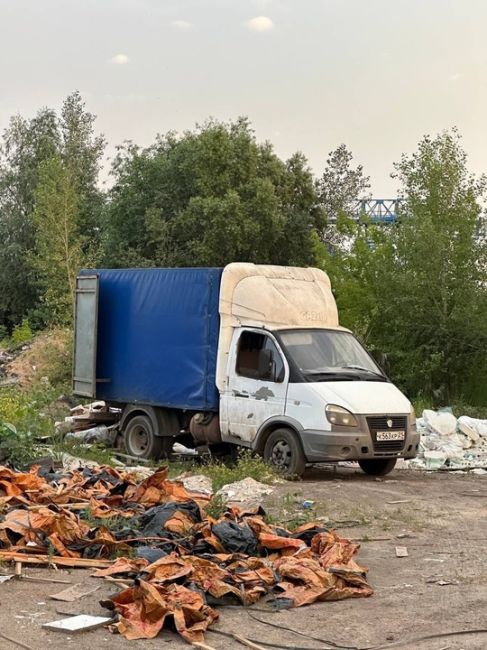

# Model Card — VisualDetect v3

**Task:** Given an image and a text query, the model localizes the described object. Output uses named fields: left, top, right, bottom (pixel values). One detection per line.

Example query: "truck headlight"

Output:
left=325, top=405, right=358, bottom=427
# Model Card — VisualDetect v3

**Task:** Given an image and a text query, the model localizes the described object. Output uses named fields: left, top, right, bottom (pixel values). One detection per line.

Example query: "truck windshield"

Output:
left=278, top=329, right=386, bottom=381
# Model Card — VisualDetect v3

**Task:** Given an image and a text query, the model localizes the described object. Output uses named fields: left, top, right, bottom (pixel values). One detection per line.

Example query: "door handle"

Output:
left=233, top=391, right=249, bottom=398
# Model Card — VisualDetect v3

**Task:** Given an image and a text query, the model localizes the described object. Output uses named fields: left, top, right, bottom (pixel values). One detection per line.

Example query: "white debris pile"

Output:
left=216, top=477, right=274, bottom=504
left=409, top=409, right=487, bottom=470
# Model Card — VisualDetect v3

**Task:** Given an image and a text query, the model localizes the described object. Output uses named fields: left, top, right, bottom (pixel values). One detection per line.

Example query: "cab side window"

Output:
left=236, top=331, right=285, bottom=382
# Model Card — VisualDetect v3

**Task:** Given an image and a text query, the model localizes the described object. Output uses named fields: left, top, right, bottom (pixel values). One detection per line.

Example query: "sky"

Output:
left=0, top=0, right=485, bottom=195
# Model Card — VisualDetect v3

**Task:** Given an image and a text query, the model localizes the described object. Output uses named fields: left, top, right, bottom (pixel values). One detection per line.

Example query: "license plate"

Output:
left=376, top=430, right=405, bottom=441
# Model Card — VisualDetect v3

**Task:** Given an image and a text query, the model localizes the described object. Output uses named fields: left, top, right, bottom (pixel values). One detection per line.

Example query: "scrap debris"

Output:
left=0, top=463, right=372, bottom=644
left=409, top=409, right=487, bottom=471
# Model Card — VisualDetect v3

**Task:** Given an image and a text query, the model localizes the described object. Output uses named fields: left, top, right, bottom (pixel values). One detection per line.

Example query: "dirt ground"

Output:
left=1, top=467, right=486, bottom=650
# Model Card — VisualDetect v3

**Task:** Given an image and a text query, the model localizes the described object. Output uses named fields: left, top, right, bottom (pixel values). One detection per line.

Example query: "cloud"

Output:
left=110, top=53, right=129, bottom=65
left=172, top=20, right=192, bottom=31
left=246, top=16, right=274, bottom=32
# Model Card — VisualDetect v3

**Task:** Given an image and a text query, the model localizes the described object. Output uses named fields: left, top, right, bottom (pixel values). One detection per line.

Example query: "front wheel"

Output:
left=358, top=458, right=397, bottom=476
left=263, top=428, right=306, bottom=477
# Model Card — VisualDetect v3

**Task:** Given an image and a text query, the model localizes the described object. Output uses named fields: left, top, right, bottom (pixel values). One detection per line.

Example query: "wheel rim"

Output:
left=127, top=424, right=149, bottom=455
left=270, top=439, right=292, bottom=470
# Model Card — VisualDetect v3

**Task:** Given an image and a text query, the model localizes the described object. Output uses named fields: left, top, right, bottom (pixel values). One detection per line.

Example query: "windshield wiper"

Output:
left=342, top=364, right=383, bottom=376
left=303, top=369, right=361, bottom=381
left=340, top=365, right=387, bottom=380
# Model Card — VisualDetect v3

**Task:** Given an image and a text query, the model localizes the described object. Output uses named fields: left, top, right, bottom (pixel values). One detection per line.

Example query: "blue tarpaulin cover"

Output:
left=81, top=267, right=223, bottom=410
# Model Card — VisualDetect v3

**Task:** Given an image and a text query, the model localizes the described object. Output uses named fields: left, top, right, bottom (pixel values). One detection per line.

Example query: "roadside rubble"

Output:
left=408, top=409, right=487, bottom=471
left=0, top=463, right=373, bottom=645
left=216, top=476, right=274, bottom=504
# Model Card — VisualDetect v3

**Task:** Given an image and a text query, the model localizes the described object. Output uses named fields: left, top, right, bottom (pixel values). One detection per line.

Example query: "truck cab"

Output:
left=221, top=325, right=417, bottom=476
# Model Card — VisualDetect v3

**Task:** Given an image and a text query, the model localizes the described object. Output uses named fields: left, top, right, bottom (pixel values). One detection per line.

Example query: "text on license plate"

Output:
left=376, top=430, right=405, bottom=441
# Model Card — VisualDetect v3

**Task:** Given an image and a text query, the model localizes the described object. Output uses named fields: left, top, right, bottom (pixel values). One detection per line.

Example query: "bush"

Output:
left=0, top=385, right=63, bottom=439
left=0, top=422, right=37, bottom=467
left=10, top=319, right=33, bottom=347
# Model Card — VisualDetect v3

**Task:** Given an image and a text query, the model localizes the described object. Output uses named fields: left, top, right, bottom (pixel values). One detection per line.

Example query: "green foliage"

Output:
left=103, top=119, right=321, bottom=268
left=204, top=494, right=227, bottom=519
left=0, top=422, right=37, bottom=467
left=55, top=442, right=117, bottom=467
left=0, top=385, right=61, bottom=438
left=31, top=156, right=82, bottom=325
left=318, top=130, right=487, bottom=405
left=0, top=92, right=105, bottom=329
left=199, top=449, right=279, bottom=491
left=9, top=319, right=33, bottom=347
left=81, top=507, right=132, bottom=531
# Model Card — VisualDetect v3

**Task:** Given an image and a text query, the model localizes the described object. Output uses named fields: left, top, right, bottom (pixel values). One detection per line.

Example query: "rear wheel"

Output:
left=263, top=428, right=306, bottom=477
left=124, top=415, right=167, bottom=460
left=358, top=458, right=397, bottom=476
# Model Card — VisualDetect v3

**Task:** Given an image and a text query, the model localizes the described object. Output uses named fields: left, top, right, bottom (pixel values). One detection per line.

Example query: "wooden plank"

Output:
left=0, top=631, right=35, bottom=650
left=0, top=551, right=113, bottom=569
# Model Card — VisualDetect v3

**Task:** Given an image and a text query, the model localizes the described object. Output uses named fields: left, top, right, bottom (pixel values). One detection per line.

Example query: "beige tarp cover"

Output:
left=216, top=263, right=340, bottom=389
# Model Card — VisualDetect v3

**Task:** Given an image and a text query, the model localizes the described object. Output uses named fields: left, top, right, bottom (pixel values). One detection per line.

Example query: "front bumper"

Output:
left=300, top=414, right=420, bottom=463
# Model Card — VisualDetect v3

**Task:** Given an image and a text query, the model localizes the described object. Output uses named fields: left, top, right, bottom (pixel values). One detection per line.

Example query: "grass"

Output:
left=412, top=397, right=487, bottom=420
left=204, top=494, right=227, bottom=519
left=263, top=490, right=329, bottom=530
left=52, top=442, right=119, bottom=467
left=196, top=449, right=280, bottom=492
left=81, top=507, right=133, bottom=531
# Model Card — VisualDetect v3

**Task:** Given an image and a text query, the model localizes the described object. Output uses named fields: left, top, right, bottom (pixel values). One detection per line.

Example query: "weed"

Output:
left=284, top=508, right=319, bottom=531
left=52, top=442, right=118, bottom=467
left=167, top=460, right=198, bottom=478
left=0, top=422, right=37, bottom=467
left=204, top=494, right=227, bottom=519
left=0, top=384, right=64, bottom=438
left=10, top=319, right=33, bottom=347
left=81, top=508, right=131, bottom=531
left=199, top=449, right=279, bottom=491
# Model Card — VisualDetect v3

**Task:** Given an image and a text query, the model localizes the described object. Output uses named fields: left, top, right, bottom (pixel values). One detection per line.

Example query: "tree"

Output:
left=381, top=130, right=487, bottom=402
left=316, top=144, right=370, bottom=249
left=0, top=92, right=105, bottom=328
left=318, top=130, right=487, bottom=405
left=103, top=118, right=321, bottom=268
left=0, top=109, right=60, bottom=328
left=30, top=156, right=82, bottom=324
left=60, top=91, right=105, bottom=257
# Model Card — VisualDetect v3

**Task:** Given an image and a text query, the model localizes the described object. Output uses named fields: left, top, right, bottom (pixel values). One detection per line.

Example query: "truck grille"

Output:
left=367, top=415, right=407, bottom=452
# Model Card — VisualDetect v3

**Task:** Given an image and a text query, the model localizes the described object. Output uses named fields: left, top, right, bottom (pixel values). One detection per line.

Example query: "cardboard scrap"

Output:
left=42, top=614, right=112, bottom=633
left=49, top=583, right=100, bottom=602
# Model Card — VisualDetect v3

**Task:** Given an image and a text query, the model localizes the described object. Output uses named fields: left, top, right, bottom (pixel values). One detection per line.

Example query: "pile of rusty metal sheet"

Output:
left=0, top=464, right=373, bottom=645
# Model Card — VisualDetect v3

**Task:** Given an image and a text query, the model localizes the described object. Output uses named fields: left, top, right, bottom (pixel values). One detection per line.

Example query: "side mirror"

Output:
left=373, top=350, right=389, bottom=374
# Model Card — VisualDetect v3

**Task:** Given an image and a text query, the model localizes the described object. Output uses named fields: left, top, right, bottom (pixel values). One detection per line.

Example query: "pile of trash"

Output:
left=0, top=463, right=372, bottom=644
left=56, top=401, right=121, bottom=445
left=410, top=409, right=487, bottom=471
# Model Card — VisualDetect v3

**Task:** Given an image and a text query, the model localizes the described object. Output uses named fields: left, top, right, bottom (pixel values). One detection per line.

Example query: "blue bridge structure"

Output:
left=352, top=199, right=401, bottom=224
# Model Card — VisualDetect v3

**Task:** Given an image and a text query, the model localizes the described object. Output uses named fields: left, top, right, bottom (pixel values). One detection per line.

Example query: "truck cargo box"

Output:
left=74, top=267, right=223, bottom=410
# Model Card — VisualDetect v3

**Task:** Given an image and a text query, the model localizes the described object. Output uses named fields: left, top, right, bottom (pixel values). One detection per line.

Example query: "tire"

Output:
left=263, top=428, right=306, bottom=477
left=123, top=415, right=166, bottom=460
left=358, top=458, right=397, bottom=476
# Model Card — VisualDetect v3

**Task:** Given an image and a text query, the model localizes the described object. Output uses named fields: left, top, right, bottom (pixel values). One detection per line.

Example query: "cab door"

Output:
left=220, top=328, right=289, bottom=443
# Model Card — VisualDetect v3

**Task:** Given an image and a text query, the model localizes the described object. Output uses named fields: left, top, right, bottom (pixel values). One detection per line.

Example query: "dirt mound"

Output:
left=3, top=329, right=71, bottom=388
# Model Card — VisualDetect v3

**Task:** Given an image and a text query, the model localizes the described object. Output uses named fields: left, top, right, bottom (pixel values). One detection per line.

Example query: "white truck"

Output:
left=73, top=263, right=419, bottom=476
